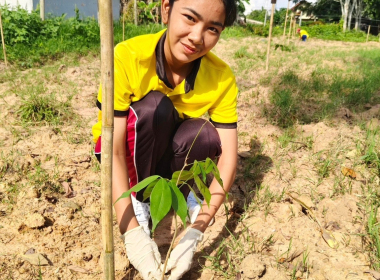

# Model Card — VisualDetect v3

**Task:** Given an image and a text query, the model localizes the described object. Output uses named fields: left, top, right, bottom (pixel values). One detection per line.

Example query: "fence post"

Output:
left=265, top=0, right=276, bottom=72
left=0, top=9, right=7, bottom=67
left=98, top=0, right=115, bottom=279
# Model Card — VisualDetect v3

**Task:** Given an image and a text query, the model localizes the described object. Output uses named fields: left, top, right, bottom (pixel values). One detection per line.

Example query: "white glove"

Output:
left=121, top=226, right=163, bottom=280
left=164, top=228, right=204, bottom=280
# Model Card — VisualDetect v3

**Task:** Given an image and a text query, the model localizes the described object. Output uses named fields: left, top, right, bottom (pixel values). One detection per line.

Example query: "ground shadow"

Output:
left=182, top=138, right=273, bottom=279
left=119, top=138, right=273, bottom=280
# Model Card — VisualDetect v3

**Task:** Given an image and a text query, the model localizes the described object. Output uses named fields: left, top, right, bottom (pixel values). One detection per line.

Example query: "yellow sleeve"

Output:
left=208, top=68, right=238, bottom=126
left=96, top=42, right=135, bottom=115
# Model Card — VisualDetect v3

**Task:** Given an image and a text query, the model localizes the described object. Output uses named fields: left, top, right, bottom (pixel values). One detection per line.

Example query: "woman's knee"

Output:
left=173, top=119, right=221, bottom=157
left=136, top=91, right=174, bottom=120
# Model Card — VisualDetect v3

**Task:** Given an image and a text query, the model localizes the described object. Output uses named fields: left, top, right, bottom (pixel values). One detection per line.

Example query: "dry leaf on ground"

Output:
left=67, top=265, right=91, bottom=274
left=321, top=229, right=339, bottom=249
left=341, top=167, right=357, bottom=179
left=364, top=270, right=380, bottom=279
left=62, top=182, right=75, bottom=198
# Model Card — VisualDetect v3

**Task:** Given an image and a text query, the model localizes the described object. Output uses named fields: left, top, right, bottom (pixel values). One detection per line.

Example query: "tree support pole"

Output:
left=40, top=0, right=44, bottom=20
left=0, top=9, right=7, bottom=67
left=122, top=11, right=125, bottom=41
left=134, top=0, right=138, bottom=25
left=99, top=0, right=115, bottom=279
left=366, top=25, right=371, bottom=42
left=265, top=0, right=276, bottom=72
left=283, top=0, right=290, bottom=37
left=287, top=14, right=293, bottom=45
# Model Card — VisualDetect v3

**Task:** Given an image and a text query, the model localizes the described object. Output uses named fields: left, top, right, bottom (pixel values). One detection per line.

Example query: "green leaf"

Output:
left=114, top=175, right=160, bottom=205
left=198, top=162, right=207, bottom=183
left=204, top=158, right=214, bottom=173
left=169, top=181, right=187, bottom=226
left=151, top=178, right=172, bottom=232
left=194, top=176, right=211, bottom=207
left=142, top=179, right=159, bottom=201
left=212, top=169, right=224, bottom=189
left=191, top=160, right=201, bottom=176
left=171, top=170, right=194, bottom=185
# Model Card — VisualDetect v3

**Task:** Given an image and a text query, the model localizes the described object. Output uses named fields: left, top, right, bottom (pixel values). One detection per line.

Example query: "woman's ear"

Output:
left=161, top=0, right=170, bottom=24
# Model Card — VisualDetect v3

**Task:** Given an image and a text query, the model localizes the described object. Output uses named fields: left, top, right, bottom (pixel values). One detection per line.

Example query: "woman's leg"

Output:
left=170, top=118, right=222, bottom=197
left=126, top=91, right=179, bottom=202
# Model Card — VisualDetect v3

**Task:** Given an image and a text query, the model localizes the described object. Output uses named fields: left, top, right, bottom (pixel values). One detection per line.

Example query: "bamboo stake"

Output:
left=287, top=15, right=293, bottom=45
left=122, top=11, right=125, bottom=41
left=40, top=0, right=44, bottom=21
left=265, top=0, right=276, bottom=72
left=366, top=25, right=371, bottom=42
left=134, top=0, right=137, bottom=25
left=0, top=9, right=7, bottom=67
left=98, top=0, right=115, bottom=279
left=283, top=0, right=290, bottom=37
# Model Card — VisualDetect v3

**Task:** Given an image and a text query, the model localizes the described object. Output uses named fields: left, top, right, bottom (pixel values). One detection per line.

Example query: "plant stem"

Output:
left=160, top=120, right=207, bottom=280
left=161, top=214, right=178, bottom=280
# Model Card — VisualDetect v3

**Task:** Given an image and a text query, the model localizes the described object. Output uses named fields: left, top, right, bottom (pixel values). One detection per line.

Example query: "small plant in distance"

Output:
left=115, top=156, right=224, bottom=279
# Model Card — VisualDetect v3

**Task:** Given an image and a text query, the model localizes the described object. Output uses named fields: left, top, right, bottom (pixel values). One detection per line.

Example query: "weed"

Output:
left=366, top=205, right=380, bottom=269
left=234, top=47, right=253, bottom=59
left=17, top=87, right=73, bottom=125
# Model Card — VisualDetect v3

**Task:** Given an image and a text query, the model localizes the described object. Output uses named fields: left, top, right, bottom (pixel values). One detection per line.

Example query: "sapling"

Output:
left=115, top=123, right=226, bottom=280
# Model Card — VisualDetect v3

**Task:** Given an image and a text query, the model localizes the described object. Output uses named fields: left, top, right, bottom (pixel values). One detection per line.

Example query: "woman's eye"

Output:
left=184, top=15, right=195, bottom=22
left=209, top=27, right=219, bottom=34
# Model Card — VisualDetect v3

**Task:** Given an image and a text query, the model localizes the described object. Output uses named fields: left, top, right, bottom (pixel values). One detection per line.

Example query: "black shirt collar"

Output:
left=155, top=31, right=202, bottom=93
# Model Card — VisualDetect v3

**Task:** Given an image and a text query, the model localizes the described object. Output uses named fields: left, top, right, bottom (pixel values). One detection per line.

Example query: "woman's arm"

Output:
left=112, top=117, right=139, bottom=234
left=191, top=128, right=238, bottom=233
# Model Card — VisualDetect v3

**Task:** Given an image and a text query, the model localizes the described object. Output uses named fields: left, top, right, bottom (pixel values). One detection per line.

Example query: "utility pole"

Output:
left=299, top=11, right=302, bottom=26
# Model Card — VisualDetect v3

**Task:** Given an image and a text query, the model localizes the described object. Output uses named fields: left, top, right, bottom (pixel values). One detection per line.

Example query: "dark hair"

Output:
left=168, top=0, right=237, bottom=27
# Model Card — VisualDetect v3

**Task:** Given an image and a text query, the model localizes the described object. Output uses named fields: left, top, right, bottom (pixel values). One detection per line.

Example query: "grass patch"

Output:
left=17, top=86, right=73, bottom=125
left=264, top=49, right=380, bottom=128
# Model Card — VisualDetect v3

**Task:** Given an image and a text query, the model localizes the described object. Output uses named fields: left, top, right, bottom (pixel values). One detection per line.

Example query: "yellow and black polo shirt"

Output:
left=92, top=29, right=238, bottom=143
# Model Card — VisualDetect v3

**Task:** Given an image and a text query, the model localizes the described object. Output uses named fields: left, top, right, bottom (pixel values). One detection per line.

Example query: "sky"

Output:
left=243, top=0, right=318, bottom=14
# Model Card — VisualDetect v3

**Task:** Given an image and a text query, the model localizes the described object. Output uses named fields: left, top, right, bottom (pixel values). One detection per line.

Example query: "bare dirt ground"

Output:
left=1, top=37, right=380, bottom=280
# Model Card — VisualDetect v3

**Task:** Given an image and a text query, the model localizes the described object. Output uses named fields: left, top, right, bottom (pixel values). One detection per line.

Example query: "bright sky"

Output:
left=243, top=0, right=318, bottom=14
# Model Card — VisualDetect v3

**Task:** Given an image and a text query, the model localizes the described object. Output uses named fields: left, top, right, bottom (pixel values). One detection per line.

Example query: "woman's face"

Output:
left=162, top=0, right=226, bottom=65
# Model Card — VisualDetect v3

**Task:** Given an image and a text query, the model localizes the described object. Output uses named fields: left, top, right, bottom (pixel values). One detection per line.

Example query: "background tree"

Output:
left=363, top=0, right=380, bottom=19
left=311, top=0, right=341, bottom=22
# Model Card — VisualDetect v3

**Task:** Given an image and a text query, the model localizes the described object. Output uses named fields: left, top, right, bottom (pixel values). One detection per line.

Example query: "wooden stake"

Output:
left=265, top=1, right=276, bottom=72
left=366, top=25, right=371, bottom=42
left=40, top=0, right=45, bottom=21
left=98, top=0, right=115, bottom=279
left=283, top=1, right=290, bottom=37
left=0, top=9, right=7, bottom=67
left=134, top=0, right=137, bottom=26
left=287, top=14, right=293, bottom=44
left=122, top=12, right=125, bottom=41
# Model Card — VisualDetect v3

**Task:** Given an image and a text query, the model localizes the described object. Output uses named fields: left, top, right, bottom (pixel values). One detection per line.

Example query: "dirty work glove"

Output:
left=121, top=226, right=162, bottom=280
left=164, top=228, right=204, bottom=280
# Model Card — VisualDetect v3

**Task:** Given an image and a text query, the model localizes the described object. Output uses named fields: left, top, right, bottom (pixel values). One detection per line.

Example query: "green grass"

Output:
left=0, top=5, right=163, bottom=68
left=17, top=90, right=73, bottom=125
left=264, top=49, right=380, bottom=128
